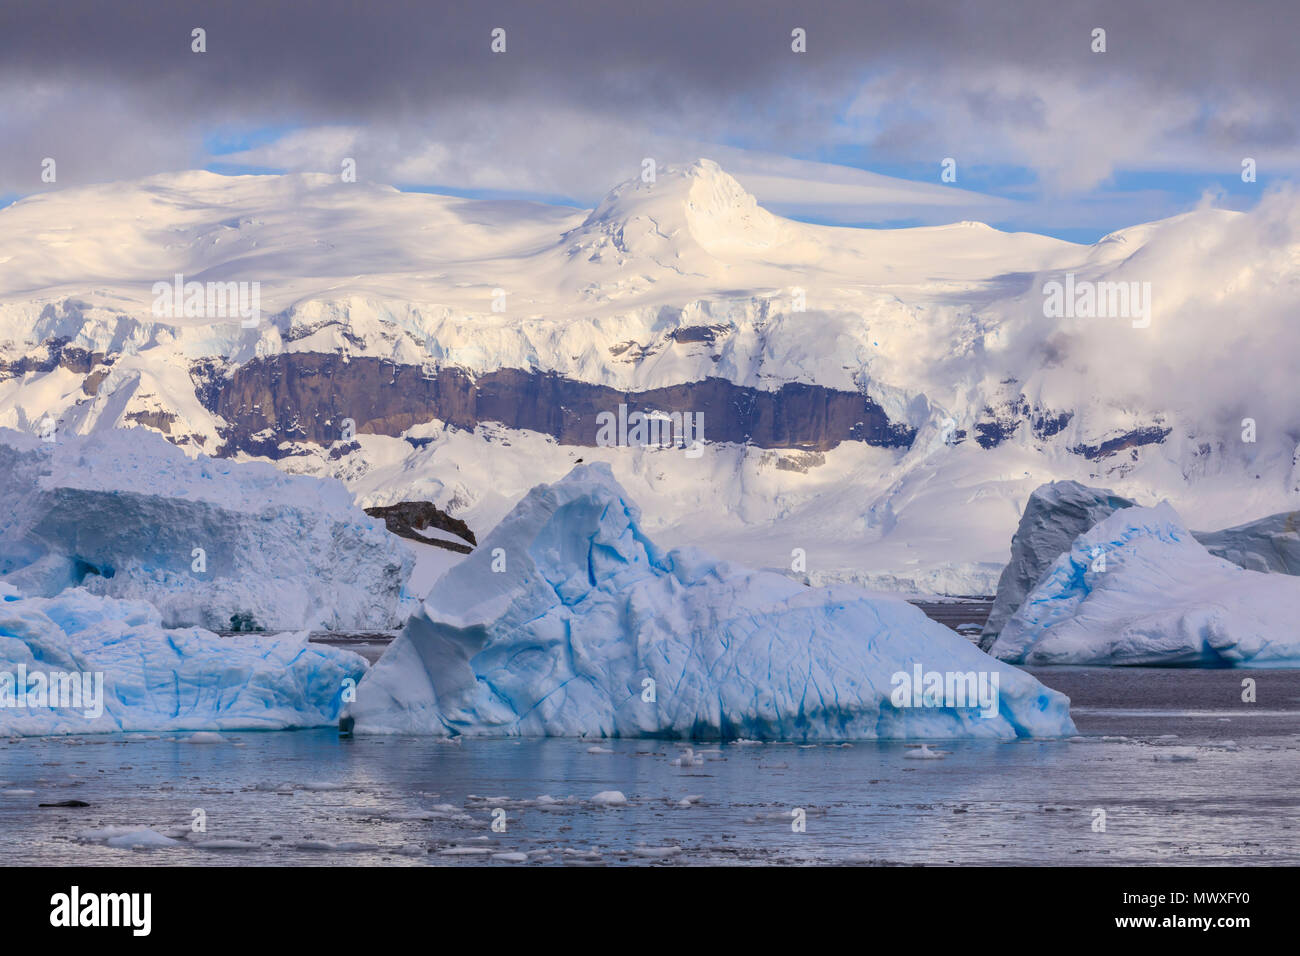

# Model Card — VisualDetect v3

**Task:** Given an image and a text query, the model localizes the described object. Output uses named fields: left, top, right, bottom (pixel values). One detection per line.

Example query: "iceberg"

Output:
left=346, top=464, right=1074, bottom=740
left=980, top=481, right=1134, bottom=649
left=989, top=503, right=1300, bottom=667
left=0, top=427, right=414, bottom=631
left=0, top=583, right=367, bottom=735
left=1193, top=510, right=1300, bottom=575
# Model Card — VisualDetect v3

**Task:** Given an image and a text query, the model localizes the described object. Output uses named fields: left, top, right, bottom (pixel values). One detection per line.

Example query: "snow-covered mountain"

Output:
left=2, top=160, right=1298, bottom=594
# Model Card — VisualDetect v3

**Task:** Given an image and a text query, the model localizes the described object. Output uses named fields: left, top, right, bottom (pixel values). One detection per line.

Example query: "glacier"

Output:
left=345, top=464, right=1075, bottom=740
left=0, top=427, right=415, bottom=631
left=0, top=582, right=367, bottom=735
left=989, top=503, right=1300, bottom=667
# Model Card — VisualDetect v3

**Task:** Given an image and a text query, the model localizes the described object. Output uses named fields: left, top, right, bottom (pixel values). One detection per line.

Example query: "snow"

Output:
left=980, top=481, right=1135, bottom=648
left=3, top=162, right=1298, bottom=597
left=0, top=582, right=367, bottom=735
left=345, top=464, right=1074, bottom=740
left=989, top=503, right=1300, bottom=667
left=0, top=426, right=415, bottom=630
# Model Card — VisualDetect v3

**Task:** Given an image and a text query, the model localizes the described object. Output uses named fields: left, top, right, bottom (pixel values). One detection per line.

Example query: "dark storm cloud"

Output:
left=1, top=0, right=1297, bottom=214
left=1, top=0, right=1294, bottom=132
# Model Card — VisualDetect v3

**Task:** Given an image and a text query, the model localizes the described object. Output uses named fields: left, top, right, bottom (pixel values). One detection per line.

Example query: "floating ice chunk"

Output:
left=492, top=852, right=528, bottom=862
left=181, top=732, right=226, bottom=745
left=904, top=744, right=947, bottom=759
left=591, top=790, right=627, bottom=806
left=79, top=825, right=179, bottom=849
left=672, top=747, right=704, bottom=767
left=632, top=846, right=681, bottom=858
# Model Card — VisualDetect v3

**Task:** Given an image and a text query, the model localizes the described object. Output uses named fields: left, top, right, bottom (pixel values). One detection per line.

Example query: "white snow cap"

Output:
left=347, top=463, right=1074, bottom=740
left=568, top=158, right=787, bottom=260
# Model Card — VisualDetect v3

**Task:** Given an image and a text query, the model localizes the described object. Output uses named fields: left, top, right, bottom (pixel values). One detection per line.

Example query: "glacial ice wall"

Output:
left=0, top=428, right=415, bottom=631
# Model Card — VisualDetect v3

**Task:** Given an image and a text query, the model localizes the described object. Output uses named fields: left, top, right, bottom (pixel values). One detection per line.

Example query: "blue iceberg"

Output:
left=990, top=502, right=1300, bottom=667
left=347, top=464, right=1074, bottom=740
left=0, top=583, right=367, bottom=735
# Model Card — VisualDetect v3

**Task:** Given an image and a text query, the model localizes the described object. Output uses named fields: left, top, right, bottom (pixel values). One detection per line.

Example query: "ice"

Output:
left=989, top=503, right=1300, bottom=667
left=631, top=846, right=682, bottom=858
left=980, top=481, right=1135, bottom=649
left=1193, top=510, right=1300, bottom=575
left=346, top=464, right=1074, bottom=740
left=0, top=427, right=415, bottom=631
left=78, top=825, right=180, bottom=850
left=904, top=744, right=947, bottom=759
left=0, top=583, right=368, bottom=735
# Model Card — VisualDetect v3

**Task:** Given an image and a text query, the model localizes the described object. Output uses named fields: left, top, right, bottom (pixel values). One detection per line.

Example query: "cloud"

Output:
left=1, top=0, right=1297, bottom=227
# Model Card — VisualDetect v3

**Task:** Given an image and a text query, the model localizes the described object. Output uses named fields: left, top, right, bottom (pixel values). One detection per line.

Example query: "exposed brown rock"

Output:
left=364, top=500, right=476, bottom=553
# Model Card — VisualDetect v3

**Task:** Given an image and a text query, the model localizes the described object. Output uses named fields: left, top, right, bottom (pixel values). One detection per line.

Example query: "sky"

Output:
left=1, top=0, right=1296, bottom=241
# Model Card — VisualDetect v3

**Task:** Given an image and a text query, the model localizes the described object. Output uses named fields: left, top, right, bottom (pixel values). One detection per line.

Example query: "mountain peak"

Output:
left=571, top=158, right=785, bottom=260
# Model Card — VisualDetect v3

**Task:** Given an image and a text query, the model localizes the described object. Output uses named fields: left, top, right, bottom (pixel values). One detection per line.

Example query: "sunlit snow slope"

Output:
left=2, top=160, right=1298, bottom=594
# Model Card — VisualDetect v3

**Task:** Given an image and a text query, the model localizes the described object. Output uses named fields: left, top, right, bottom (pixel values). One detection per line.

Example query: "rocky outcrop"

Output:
left=204, top=354, right=917, bottom=458
left=0, top=337, right=104, bottom=381
left=1070, top=425, right=1171, bottom=460
left=364, top=501, right=476, bottom=554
